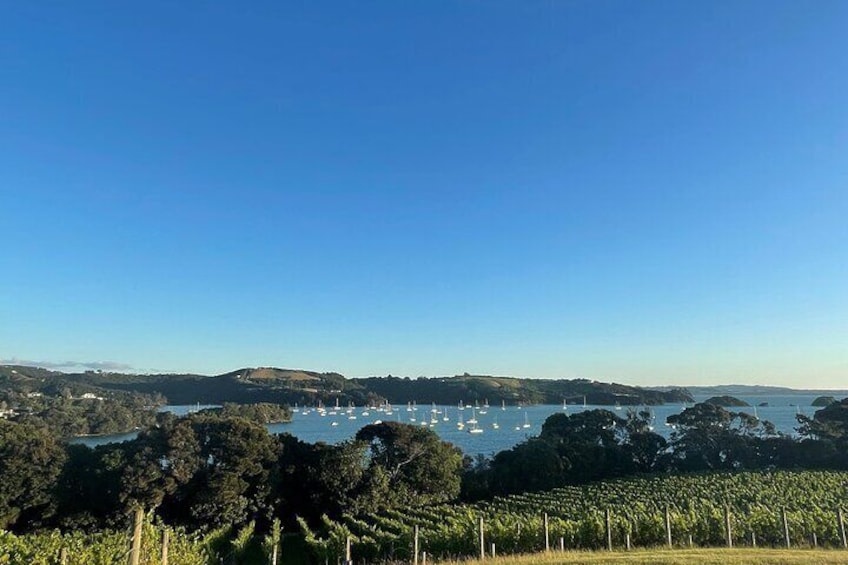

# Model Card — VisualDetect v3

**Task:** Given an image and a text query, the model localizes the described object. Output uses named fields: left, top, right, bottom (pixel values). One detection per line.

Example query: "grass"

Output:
left=435, top=548, right=848, bottom=565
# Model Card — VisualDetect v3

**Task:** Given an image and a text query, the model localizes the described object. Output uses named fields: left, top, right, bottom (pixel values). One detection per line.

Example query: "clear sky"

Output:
left=2, top=1, right=847, bottom=387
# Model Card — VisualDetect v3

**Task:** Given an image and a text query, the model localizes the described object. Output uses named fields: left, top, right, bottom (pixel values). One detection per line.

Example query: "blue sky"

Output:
left=2, top=1, right=847, bottom=387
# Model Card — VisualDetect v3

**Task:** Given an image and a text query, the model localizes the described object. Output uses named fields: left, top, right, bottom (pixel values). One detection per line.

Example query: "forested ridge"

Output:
left=0, top=364, right=691, bottom=408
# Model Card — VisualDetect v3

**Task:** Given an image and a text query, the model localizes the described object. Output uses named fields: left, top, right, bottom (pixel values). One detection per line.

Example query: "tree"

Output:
left=488, top=439, right=565, bottom=495
left=0, top=421, right=66, bottom=530
left=620, top=409, right=670, bottom=472
left=355, top=422, right=463, bottom=506
left=274, top=435, right=370, bottom=526
left=667, top=403, right=776, bottom=471
left=180, top=415, right=280, bottom=529
left=798, top=398, right=848, bottom=442
left=539, top=410, right=634, bottom=482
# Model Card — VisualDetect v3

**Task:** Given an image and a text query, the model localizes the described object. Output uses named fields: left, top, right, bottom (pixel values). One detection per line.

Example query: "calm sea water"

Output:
left=68, top=393, right=844, bottom=455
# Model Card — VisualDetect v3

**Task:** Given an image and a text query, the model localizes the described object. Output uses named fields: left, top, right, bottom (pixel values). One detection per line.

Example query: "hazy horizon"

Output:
left=3, top=2, right=846, bottom=389
left=4, top=357, right=848, bottom=393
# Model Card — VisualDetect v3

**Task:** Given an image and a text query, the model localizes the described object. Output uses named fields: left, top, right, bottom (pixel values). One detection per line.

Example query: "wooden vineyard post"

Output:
left=664, top=506, right=672, bottom=548
left=812, top=532, right=818, bottom=549
left=345, top=536, right=352, bottom=565
left=128, top=507, right=144, bottom=565
left=625, top=533, right=631, bottom=551
left=413, top=525, right=419, bottom=565
left=543, top=512, right=550, bottom=552
left=491, top=543, right=496, bottom=558
left=782, top=508, right=791, bottom=549
left=59, top=547, right=68, bottom=565
left=724, top=505, right=733, bottom=548
left=687, top=534, right=693, bottom=548
left=751, top=532, right=757, bottom=548
left=161, top=529, right=169, bottom=565
left=478, top=516, right=485, bottom=561
left=839, top=508, right=848, bottom=549
left=605, top=508, right=612, bottom=551
left=559, top=537, right=565, bottom=552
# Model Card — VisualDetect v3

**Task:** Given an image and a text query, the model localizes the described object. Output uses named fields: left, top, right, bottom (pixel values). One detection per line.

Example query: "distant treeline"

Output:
left=200, top=402, right=292, bottom=424
left=0, top=365, right=692, bottom=408
left=359, top=374, right=690, bottom=405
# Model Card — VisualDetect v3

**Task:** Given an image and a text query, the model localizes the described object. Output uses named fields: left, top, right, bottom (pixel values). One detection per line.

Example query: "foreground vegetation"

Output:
left=0, top=515, right=277, bottom=565
left=436, top=548, right=848, bottom=565
left=306, top=470, right=848, bottom=562
left=6, top=530, right=847, bottom=565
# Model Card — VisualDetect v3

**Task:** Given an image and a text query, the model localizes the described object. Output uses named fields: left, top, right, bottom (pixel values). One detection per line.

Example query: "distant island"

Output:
left=704, top=395, right=750, bottom=407
left=650, top=384, right=848, bottom=396
left=812, top=395, right=838, bottom=407
left=1, top=364, right=691, bottom=407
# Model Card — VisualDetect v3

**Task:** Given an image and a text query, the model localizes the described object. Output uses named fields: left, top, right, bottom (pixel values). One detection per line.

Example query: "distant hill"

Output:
left=358, top=374, right=691, bottom=405
left=649, top=384, right=848, bottom=396
left=1, top=365, right=691, bottom=406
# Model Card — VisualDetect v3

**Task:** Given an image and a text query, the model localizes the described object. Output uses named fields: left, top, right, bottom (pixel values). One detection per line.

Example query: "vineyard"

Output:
left=3, top=471, right=848, bottom=564
left=0, top=516, right=276, bottom=565
left=300, top=471, right=848, bottom=562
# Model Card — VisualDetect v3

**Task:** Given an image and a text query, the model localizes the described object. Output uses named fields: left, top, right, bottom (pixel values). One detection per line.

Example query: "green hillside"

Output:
left=0, top=365, right=692, bottom=407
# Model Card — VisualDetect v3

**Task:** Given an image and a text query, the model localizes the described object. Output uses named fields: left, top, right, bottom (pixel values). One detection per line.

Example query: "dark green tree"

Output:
left=488, top=439, right=565, bottom=495
left=667, top=402, right=776, bottom=471
left=0, top=421, right=66, bottom=530
left=355, top=422, right=463, bottom=506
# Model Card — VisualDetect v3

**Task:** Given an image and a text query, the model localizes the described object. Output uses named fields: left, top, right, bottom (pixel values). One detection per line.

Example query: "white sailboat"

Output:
left=492, top=416, right=499, bottom=430
left=522, top=411, right=531, bottom=429
left=467, top=419, right=483, bottom=434
left=456, top=411, right=465, bottom=430
left=466, top=408, right=478, bottom=425
left=501, top=400, right=506, bottom=411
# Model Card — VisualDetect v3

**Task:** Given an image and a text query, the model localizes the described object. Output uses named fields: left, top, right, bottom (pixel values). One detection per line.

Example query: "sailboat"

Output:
left=456, top=412, right=465, bottom=430
left=466, top=408, right=478, bottom=425
left=583, top=395, right=587, bottom=408
left=491, top=416, right=499, bottom=430
left=501, top=400, right=506, bottom=411
left=442, top=408, right=449, bottom=422
left=562, top=398, right=568, bottom=410
left=522, top=411, right=531, bottom=429
left=467, top=419, right=483, bottom=434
